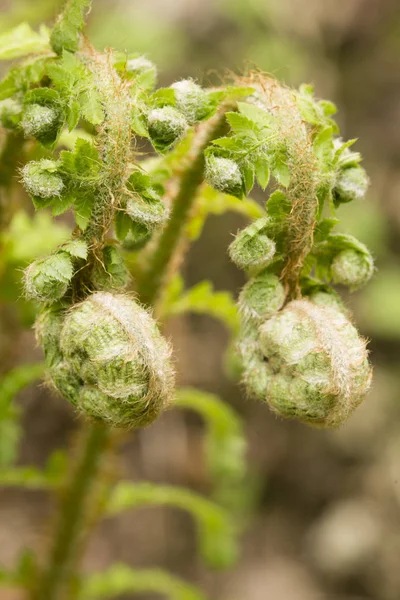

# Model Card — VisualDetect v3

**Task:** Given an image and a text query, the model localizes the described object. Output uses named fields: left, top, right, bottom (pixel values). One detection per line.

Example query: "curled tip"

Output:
left=21, top=104, right=60, bottom=143
left=229, top=217, right=276, bottom=272
left=205, top=156, right=243, bottom=199
left=21, top=160, right=64, bottom=200
left=239, top=271, right=285, bottom=323
left=147, top=106, right=188, bottom=152
left=24, top=252, right=73, bottom=302
left=253, top=299, right=372, bottom=427
left=171, top=79, right=209, bottom=124
left=334, top=166, right=369, bottom=205
left=331, top=249, right=374, bottom=289
left=37, top=293, right=175, bottom=429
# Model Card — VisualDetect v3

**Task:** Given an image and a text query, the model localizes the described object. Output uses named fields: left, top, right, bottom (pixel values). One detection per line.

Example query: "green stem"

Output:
left=32, top=424, right=110, bottom=600
left=136, top=103, right=233, bottom=306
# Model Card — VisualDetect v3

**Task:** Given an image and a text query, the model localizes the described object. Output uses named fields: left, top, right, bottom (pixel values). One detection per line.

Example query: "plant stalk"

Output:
left=136, top=103, right=233, bottom=307
left=31, top=423, right=110, bottom=600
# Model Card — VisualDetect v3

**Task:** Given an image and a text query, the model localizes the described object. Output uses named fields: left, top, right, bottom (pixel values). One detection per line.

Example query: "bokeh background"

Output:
left=1, top=0, right=400, bottom=598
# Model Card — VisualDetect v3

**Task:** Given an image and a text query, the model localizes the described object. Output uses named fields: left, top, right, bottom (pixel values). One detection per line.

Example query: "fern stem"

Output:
left=136, top=103, right=233, bottom=306
left=32, top=423, right=110, bottom=600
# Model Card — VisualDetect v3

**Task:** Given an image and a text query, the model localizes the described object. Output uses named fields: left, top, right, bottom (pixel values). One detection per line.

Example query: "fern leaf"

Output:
left=106, top=482, right=238, bottom=568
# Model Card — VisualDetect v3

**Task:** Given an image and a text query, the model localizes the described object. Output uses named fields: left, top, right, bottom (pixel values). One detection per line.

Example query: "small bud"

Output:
left=48, top=292, right=176, bottom=428
left=171, top=79, right=209, bottom=124
left=147, top=107, right=188, bottom=152
left=205, top=156, right=243, bottom=198
left=126, top=56, right=157, bottom=89
left=0, top=98, right=22, bottom=129
left=239, top=272, right=285, bottom=323
left=256, top=299, right=372, bottom=427
left=126, top=196, right=168, bottom=230
left=228, top=217, right=275, bottom=272
left=331, top=249, right=374, bottom=289
left=333, top=166, right=369, bottom=205
left=21, top=103, right=60, bottom=143
left=24, top=252, right=73, bottom=302
left=21, top=160, right=64, bottom=200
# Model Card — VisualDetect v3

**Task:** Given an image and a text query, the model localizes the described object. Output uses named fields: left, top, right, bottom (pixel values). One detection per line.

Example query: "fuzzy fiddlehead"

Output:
left=36, top=292, right=174, bottom=428
left=203, top=74, right=374, bottom=427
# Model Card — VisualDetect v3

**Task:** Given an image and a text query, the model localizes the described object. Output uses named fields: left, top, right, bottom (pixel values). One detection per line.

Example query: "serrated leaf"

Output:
left=255, top=157, right=270, bottom=190
left=0, top=23, right=50, bottom=60
left=266, top=189, right=291, bottom=220
left=237, top=102, right=274, bottom=129
left=78, top=89, right=104, bottom=126
left=74, top=194, right=94, bottom=230
left=226, top=112, right=258, bottom=136
left=50, top=0, right=90, bottom=55
left=60, top=239, right=88, bottom=259
left=51, top=192, right=74, bottom=216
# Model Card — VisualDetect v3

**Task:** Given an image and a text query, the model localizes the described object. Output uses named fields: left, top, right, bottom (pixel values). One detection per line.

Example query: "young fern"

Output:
left=0, top=0, right=375, bottom=598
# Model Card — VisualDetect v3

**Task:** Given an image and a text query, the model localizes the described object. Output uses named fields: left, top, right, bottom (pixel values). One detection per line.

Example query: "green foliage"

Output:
left=107, top=482, right=238, bottom=568
left=163, top=275, right=239, bottom=334
left=80, top=564, right=207, bottom=600
left=0, top=363, right=45, bottom=466
left=0, top=23, right=49, bottom=60
left=175, top=388, right=247, bottom=511
left=0, top=449, right=66, bottom=488
left=0, top=1, right=376, bottom=597
left=50, top=0, right=91, bottom=55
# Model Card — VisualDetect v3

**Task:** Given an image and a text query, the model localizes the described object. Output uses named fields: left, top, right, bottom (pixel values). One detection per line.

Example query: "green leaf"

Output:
left=114, top=211, right=132, bottom=241
left=186, top=185, right=263, bottom=242
left=226, top=112, right=258, bottom=136
left=50, top=0, right=91, bottom=55
left=314, top=218, right=339, bottom=242
left=266, top=189, right=291, bottom=220
left=0, top=363, right=45, bottom=467
left=78, top=89, right=104, bottom=126
left=164, top=278, right=239, bottom=334
left=313, top=126, right=334, bottom=165
left=255, top=157, right=270, bottom=190
left=237, top=102, right=274, bottom=129
left=67, top=100, right=80, bottom=131
left=106, top=482, right=237, bottom=568
left=175, top=388, right=247, bottom=510
left=60, top=239, right=88, bottom=259
left=272, top=153, right=290, bottom=187
left=74, top=194, right=94, bottom=231
left=0, top=450, right=66, bottom=488
left=80, top=564, right=208, bottom=600
left=0, top=23, right=50, bottom=60
left=0, top=57, right=48, bottom=100
left=47, top=51, right=104, bottom=126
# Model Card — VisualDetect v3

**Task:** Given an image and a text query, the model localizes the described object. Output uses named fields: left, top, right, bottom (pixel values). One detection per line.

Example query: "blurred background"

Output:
left=1, top=0, right=400, bottom=598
